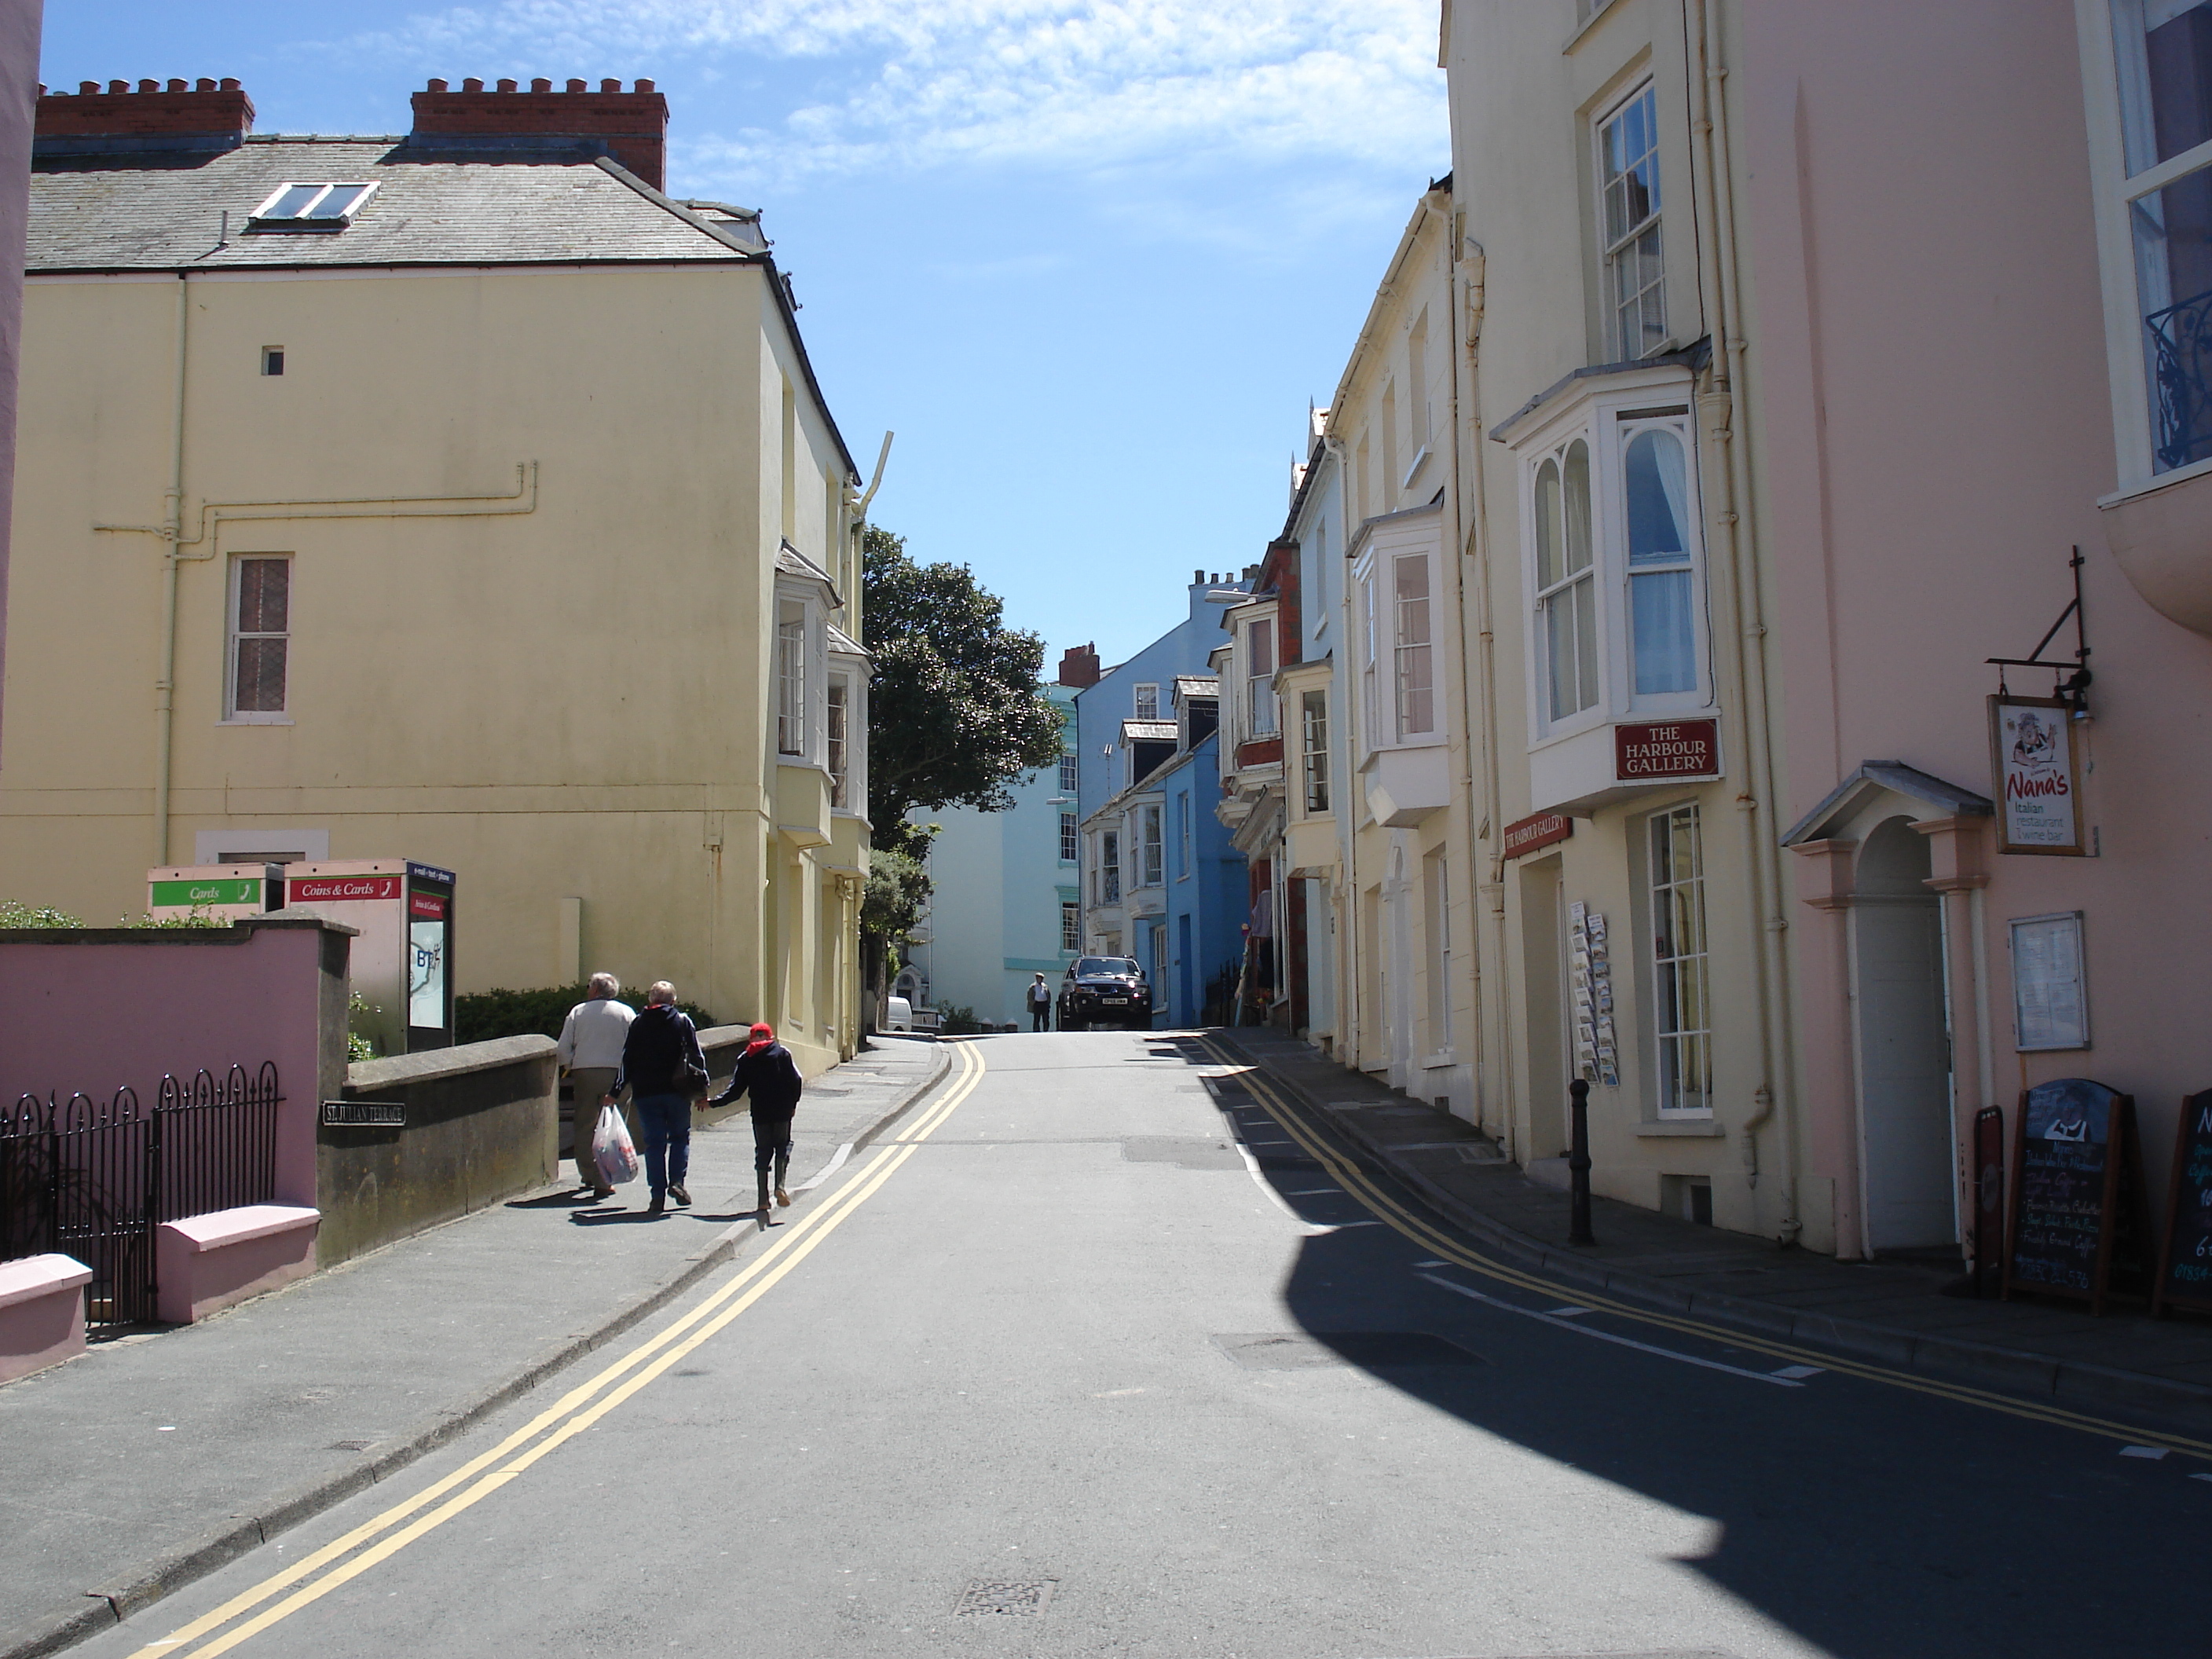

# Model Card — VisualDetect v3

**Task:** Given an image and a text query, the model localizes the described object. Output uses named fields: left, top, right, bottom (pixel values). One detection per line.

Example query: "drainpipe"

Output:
left=1692, top=0, right=1800, bottom=1243
left=152, top=273, right=203, bottom=868
left=1446, top=224, right=1514, bottom=1161
left=1322, top=432, right=1361, bottom=1071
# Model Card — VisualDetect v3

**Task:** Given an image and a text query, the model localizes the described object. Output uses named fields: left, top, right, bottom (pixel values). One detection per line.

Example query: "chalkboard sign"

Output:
left=2004, top=1079, right=2143, bottom=1317
left=2153, top=1090, right=2212, bottom=1318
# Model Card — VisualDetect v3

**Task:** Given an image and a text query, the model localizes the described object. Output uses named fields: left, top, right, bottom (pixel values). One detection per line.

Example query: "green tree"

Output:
left=863, top=526, right=1064, bottom=862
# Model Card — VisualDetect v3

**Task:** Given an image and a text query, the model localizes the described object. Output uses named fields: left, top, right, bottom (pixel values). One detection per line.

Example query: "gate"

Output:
left=0, top=1064, right=282, bottom=1331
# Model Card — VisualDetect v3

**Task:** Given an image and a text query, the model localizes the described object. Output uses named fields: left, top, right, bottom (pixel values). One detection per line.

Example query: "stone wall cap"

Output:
left=157, top=1204, right=320, bottom=1252
left=347, top=1033, right=555, bottom=1090
left=0, top=1253, right=92, bottom=1310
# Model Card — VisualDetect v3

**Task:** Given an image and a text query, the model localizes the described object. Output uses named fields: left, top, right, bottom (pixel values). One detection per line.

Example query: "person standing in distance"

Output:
left=617, top=982, right=708, bottom=1218
left=709, top=1021, right=803, bottom=1218
left=1027, top=972, right=1053, bottom=1032
left=556, top=972, right=634, bottom=1198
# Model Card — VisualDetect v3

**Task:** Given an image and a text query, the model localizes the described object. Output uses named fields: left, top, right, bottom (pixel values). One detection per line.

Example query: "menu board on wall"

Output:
left=2153, top=1089, right=2212, bottom=1318
left=2004, top=1078, right=2144, bottom=1317
left=1989, top=694, right=2085, bottom=855
left=1568, top=902, right=1619, bottom=1089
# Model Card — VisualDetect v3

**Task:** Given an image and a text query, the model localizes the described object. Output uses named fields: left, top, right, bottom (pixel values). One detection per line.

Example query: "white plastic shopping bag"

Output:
left=592, top=1102, right=641, bottom=1187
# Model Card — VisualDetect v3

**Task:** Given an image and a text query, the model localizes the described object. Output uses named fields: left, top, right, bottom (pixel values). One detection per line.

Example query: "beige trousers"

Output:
left=568, top=1068, right=625, bottom=1188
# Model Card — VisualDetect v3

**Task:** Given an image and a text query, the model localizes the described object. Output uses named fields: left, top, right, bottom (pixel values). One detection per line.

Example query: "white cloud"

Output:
left=345, top=0, right=1445, bottom=185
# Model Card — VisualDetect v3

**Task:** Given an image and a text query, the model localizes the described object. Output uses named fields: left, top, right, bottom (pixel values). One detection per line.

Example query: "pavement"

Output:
left=0, top=1034, right=947, bottom=1659
left=43, top=1028, right=2206, bottom=1659
left=1210, top=1025, right=2212, bottom=1434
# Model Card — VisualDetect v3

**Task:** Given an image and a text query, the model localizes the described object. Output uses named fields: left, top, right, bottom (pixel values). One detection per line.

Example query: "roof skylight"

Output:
left=247, top=182, right=377, bottom=233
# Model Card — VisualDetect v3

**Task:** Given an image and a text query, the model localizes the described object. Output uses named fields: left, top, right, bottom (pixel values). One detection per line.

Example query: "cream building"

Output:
left=1224, top=186, right=1478, bottom=1115
left=2, top=79, right=872, bottom=1073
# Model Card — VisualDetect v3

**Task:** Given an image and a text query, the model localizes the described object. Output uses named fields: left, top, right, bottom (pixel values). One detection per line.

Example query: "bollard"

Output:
left=1568, top=1076, right=1594, bottom=1245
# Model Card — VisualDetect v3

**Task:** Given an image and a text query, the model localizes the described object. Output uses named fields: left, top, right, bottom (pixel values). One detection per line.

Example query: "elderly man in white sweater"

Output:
left=557, top=973, right=636, bottom=1196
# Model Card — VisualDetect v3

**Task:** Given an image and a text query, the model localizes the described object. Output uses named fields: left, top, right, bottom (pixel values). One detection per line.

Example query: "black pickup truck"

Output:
left=1058, top=956, right=1152, bottom=1031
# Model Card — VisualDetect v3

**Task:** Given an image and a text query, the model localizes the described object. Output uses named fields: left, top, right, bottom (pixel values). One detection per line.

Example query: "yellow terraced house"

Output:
left=2, top=77, right=872, bottom=1071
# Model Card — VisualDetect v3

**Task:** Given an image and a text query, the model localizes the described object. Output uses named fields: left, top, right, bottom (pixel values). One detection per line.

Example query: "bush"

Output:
left=0, top=899, right=85, bottom=928
left=935, top=1004, right=983, bottom=1036
left=453, top=983, right=717, bottom=1046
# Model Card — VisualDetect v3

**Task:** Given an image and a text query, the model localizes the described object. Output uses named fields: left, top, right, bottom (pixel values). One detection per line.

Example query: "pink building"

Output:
left=1444, top=0, right=2212, bottom=1284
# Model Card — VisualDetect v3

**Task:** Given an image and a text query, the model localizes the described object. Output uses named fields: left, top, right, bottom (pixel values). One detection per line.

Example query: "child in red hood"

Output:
left=709, top=1022, right=804, bottom=1217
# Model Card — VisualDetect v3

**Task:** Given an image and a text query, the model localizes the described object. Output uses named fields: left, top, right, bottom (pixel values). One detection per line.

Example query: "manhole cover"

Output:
left=954, top=1580, right=1057, bottom=1617
left=1214, top=1331, right=1484, bottom=1371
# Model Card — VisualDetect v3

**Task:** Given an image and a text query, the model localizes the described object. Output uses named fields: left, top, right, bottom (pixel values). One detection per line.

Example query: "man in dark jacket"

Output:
left=617, top=982, right=708, bottom=1217
left=709, top=1021, right=803, bottom=1218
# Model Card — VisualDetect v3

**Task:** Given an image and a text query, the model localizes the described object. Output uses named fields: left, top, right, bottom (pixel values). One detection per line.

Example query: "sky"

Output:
left=38, top=2, right=1449, bottom=668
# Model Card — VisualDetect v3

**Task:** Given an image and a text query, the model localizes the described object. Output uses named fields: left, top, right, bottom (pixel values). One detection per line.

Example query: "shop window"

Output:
left=226, top=555, right=290, bottom=721
left=1649, top=804, right=1712, bottom=1116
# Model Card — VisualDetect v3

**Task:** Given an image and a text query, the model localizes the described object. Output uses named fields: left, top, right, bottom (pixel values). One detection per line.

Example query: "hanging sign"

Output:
left=1614, top=719, right=1719, bottom=782
left=1501, top=810, right=1573, bottom=859
left=2003, top=1078, right=2147, bottom=1317
left=1988, top=694, right=2084, bottom=855
left=2153, top=1089, right=2212, bottom=1318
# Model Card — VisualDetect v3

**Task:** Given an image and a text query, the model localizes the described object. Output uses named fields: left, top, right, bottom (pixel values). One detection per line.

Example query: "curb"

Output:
left=1210, top=1031, right=2212, bottom=1438
left=0, top=1040, right=957, bottom=1659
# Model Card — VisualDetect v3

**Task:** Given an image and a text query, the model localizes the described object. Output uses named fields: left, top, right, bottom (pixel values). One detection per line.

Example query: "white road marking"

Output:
left=1410, top=1259, right=1449, bottom=1268
left=1771, top=1364, right=1825, bottom=1380
left=793, top=1144, right=852, bottom=1191
left=1230, top=1140, right=1335, bottom=1233
left=1284, top=1188, right=1339, bottom=1196
left=1415, top=1273, right=1804, bottom=1387
left=2192, top=1472, right=2212, bottom=1483
left=1547, top=1306, right=1593, bottom=1318
left=2120, top=1445, right=2170, bottom=1459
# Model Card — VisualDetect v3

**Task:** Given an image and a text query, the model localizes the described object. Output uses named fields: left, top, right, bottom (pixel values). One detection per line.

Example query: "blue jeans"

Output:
left=634, top=1093, right=691, bottom=1197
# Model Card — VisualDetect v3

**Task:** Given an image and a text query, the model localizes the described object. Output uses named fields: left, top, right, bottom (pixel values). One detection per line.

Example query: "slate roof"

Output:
left=28, top=137, right=756, bottom=272
left=1120, top=720, right=1180, bottom=742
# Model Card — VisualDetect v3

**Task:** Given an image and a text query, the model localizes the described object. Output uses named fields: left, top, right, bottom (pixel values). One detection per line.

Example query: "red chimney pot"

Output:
left=599, top=78, right=620, bottom=92
left=566, top=79, right=587, bottom=93
left=426, top=78, right=448, bottom=92
left=530, top=77, right=551, bottom=92
left=462, top=77, right=484, bottom=92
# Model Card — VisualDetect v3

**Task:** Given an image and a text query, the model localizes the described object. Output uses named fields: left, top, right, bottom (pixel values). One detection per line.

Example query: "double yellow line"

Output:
left=1197, top=1035, right=2212, bottom=1463
left=134, top=1042, right=988, bottom=1659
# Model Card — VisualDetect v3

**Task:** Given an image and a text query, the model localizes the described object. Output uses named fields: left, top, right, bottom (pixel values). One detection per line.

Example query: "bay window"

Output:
left=1392, top=555, right=1434, bottom=736
left=2092, top=1, right=2212, bottom=478
left=1248, top=618, right=1276, bottom=735
left=1516, top=380, right=1710, bottom=744
left=1139, top=804, right=1163, bottom=886
left=1301, top=690, right=1330, bottom=813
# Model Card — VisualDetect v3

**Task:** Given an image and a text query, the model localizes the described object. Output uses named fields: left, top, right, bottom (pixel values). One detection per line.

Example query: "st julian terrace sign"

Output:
left=1614, top=719, right=1720, bottom=782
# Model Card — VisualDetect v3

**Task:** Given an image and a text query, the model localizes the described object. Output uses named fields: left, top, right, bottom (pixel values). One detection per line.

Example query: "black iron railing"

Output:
left=2146, top=285, right=2212, bottom=472
left=0, top=1064, right=281, bottom=1331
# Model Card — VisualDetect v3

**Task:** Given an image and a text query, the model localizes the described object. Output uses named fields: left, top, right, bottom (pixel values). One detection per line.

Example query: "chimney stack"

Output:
left=1058, top=643, right=1101, bottom=690
left=35, top=78, right=254, bottom=155
left=409, top=78, right=669, bottom=189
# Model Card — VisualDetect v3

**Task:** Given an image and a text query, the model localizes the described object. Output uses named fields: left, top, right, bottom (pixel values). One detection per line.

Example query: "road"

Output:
left=77, top=1032, right=2206, bottom=1659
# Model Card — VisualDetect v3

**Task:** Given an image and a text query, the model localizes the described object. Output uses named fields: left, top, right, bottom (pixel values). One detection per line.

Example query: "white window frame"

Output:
left=775, top=602, right=808, bottom=758
left=247, top=181, right=378, bottom=230
left=1138, top=802, right=1164, bottom=887
left=1177, top=792, right=1192, bottom=879
left=1059, top=751, right=1079, bottom=795
left=1247, top=616, right=1278, bottom=737
left=1301, top=688, right=1330, bottom=815
left=1060, top=902, right=1082, bottom=954
left=1511, top=373, right=1714, bottom=749
left=826, top=676, right=851, bottom=808
left=1101, top=830, right=1122, bottom=906
left=1059, top=811, right=1079, bottom=863
left=1351, top=541, right=1445, bottom=753
left=1596, top=82, right=1668, bottom=361
left=1133, top=683, right=1160, bottom=720
left=223, top=553, right=293, bottom=724
left=2079, top=0, right=2212, bottom=493
left=1647, top=801, right=1713, bottom=1118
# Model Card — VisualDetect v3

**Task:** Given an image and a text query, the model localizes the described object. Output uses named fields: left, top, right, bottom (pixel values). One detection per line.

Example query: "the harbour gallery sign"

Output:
left=1990, top=694, right=2084, bottom=856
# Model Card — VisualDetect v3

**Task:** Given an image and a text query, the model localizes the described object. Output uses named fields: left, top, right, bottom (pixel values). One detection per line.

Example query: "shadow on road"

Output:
left=1155, top=1033, right=2198, bottom=1659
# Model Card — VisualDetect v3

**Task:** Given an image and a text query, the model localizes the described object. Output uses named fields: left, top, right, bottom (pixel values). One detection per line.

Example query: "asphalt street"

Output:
left=73, top=1032, right=2207, bottom=1659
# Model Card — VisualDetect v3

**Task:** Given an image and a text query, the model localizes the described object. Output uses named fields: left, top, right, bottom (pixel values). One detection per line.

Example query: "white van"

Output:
left=885, top=995, right=913, bottom=1032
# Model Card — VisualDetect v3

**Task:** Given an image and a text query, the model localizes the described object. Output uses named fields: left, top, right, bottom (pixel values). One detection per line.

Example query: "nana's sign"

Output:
left=1614, top=719, right=1719, bottom=782
left=1990, top=695, right=2084, bottom=856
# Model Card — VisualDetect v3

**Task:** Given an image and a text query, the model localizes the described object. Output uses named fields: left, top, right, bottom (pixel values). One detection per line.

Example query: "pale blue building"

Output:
left=899, top=682, right=1079, bottom=1027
